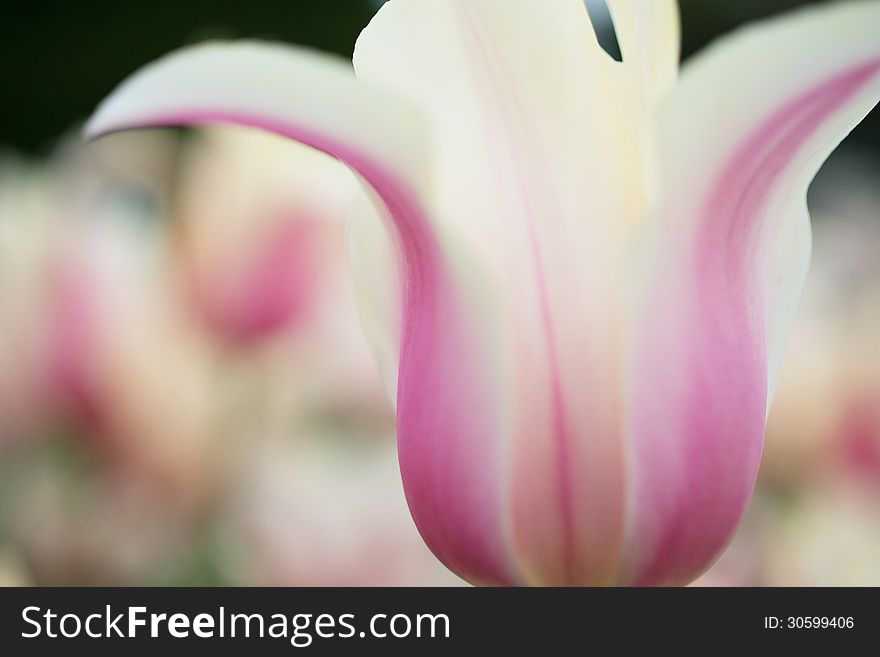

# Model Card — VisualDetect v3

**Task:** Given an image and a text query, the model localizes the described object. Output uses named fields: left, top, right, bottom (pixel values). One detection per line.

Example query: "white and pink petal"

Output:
left=620, top=0, right=880, bottom=585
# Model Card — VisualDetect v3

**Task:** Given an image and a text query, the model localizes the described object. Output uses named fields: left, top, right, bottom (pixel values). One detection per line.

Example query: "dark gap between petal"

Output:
left=585, top=0, right=622, bottom=62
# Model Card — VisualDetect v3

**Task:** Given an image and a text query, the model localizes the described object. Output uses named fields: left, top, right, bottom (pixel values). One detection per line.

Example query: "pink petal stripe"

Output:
left=456, top=6, right=576, bottom=579
left=629, top=57, right=880, bottom=585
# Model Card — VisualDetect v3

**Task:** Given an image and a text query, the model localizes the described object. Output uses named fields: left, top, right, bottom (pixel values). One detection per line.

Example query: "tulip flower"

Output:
left=1, top=132, right=406, bottom=586
left=0, top=147, right=168, bottom=442
left=0, top=137, right=220, bottom=500
left=87, top=0, right=880, bottom=585
left=175, top=128, right=353, bottom=346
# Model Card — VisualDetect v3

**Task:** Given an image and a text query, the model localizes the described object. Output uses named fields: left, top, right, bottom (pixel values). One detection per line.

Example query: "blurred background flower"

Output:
left=0, top=0, right=878, bottom=586
left=0, top=125, right=459, bottom=585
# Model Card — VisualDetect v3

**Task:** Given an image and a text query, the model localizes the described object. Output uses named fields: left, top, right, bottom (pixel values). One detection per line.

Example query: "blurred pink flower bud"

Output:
left=175, top=128, right=355, bottom=346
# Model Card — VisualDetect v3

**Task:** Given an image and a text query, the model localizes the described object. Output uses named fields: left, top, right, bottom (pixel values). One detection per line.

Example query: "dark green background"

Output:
left=1, top=0, right=877, bottom=154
